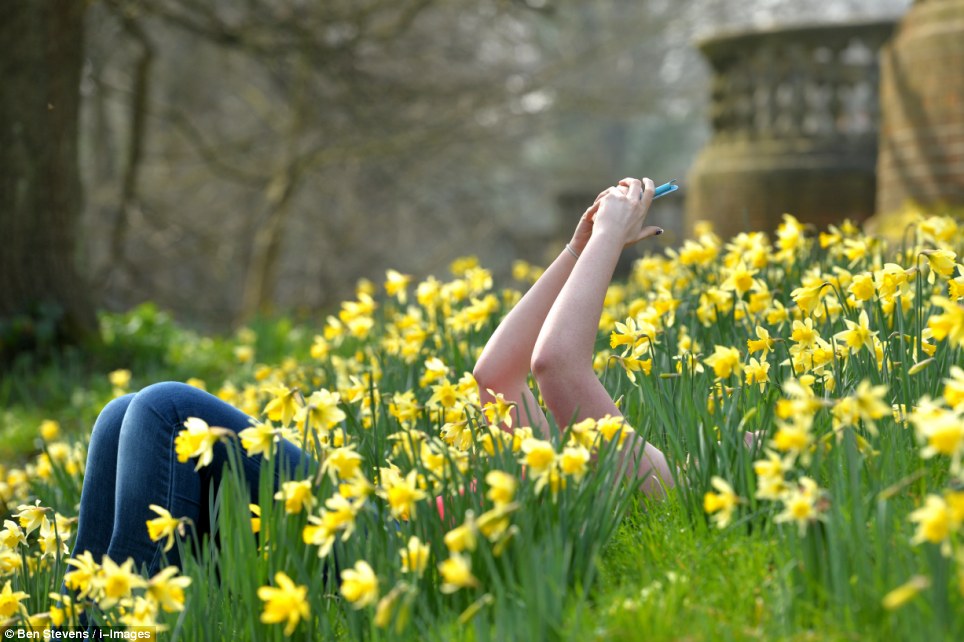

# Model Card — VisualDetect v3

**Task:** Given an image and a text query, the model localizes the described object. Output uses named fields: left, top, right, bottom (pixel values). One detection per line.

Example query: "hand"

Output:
left=594, top=177, right=663, bottom=247
left=568, top=187, right=614, bottom=255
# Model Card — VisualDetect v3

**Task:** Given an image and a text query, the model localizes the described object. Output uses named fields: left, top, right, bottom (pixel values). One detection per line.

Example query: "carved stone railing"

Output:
left=684, top=20, right=896, bottom=239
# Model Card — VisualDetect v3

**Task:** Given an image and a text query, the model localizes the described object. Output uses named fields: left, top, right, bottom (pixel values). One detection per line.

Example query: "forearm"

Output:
left=532, top=228, right=624, bottom=379
left=473, top=246, right=578, bottom=388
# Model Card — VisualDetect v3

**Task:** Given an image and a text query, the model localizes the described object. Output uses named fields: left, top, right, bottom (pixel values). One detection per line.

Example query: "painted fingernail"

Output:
left=656, top=228, right=664, bottom=235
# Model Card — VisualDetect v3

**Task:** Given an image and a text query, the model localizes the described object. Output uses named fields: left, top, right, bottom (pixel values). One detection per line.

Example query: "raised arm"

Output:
left=531, top=177, right=673, bottom=495
left=473, top=189, right=611, bottom=437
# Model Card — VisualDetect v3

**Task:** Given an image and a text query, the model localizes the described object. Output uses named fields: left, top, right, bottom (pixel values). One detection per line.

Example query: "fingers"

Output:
left=616, top=177, right=642, bottom=201
left=582, top=201, right=600, bottom=222
left=639, top=177, right=655, bottom=208
left=642, top=177, right=654, bottom=195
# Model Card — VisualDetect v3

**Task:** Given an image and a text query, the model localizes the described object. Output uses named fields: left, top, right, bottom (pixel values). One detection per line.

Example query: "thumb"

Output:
left=625, top=225, right=664, bottom=247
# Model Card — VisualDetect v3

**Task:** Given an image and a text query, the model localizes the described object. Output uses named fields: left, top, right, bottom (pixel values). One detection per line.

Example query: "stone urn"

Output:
left=877, top=0, right=964, bottom=215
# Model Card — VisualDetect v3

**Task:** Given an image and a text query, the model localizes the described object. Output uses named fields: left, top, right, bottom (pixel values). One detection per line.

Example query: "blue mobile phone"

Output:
left=653, top=180, right=679, bottom=199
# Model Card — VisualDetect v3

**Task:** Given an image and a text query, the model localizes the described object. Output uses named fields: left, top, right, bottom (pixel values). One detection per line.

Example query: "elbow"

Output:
left=472, top=361, right=496, bottom=394
left=532, top=345, right=595, bottom=421
left=529, top=348, right=555, bottom=384
left=473, top=359, right=514, bottom=398
left=530, top=346, right=570, bottom=399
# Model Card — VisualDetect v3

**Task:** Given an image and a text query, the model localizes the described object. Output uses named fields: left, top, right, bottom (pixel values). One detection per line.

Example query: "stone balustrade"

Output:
left=684, top=20, right=896, bottom=239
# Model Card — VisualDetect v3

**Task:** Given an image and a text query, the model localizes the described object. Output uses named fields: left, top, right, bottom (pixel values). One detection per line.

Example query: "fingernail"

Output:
left=656, top=228, right=664, bottom=235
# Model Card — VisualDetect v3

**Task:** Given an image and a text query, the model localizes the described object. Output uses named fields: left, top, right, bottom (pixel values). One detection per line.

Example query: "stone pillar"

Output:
left=685, top=21, right=895, bottom=240
left=877, top=0, right=964, bottom=214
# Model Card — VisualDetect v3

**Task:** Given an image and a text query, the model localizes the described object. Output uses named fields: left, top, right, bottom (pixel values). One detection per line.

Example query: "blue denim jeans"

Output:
left=69, top=381, right=311, bottom=575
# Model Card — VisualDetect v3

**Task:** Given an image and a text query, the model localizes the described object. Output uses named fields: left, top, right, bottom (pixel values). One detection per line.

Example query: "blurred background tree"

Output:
left=1, top=1, right=96, bottom=359
left=2, top=0, right=912, bottom=344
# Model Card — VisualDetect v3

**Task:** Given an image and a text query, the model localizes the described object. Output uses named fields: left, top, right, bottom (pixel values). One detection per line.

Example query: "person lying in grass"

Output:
left=65, top=177, right=671, bottom=580
left=472, top=176, right=673, bottom=498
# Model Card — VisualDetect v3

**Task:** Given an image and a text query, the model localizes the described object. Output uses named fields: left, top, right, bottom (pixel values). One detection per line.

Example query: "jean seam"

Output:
left=141, top=393, right=181, bottom=576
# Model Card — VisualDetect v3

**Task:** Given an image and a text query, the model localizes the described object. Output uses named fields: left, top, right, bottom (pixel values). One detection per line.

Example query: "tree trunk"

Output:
left=0, top=0, right=96, bottom=356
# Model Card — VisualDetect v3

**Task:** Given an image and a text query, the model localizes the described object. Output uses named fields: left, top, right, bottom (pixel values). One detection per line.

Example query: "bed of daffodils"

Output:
left=1, top=212, right=963, bottom=640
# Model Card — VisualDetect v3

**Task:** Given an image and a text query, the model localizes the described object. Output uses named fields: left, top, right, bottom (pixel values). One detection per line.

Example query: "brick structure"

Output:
left=877, top=0, right=964, bottom=214
left=684, top=21, right=895, bottom=239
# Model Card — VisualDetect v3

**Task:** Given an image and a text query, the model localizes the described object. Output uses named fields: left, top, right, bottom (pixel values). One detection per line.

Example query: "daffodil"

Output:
left=376, top=468, right=427, bottom=521
left=0, top=579, right=29, bottom=618
left=39, top=419, right=60, bottom=441
left=909, top=495, right=957, bottom=554
left=174, top=417, right=226, bottom=471
left=834, top=310, right=877, bottom=354
left=831, top=381, right=890, bottom=435
left=704, top=345, right=742, bottom=380
left=258, top=571, right=310, bottom=635
left=274, top=479, right=315, bottom=514
left=263, top=385, right=301, bottom=426
left=928, top=296, right=964, bottom=348
left=322, top=445, right=364, bottom=482
left=485, top=470, right=517, bottom=507
left=848, top=272, right=876, bottom=301
left=108, top=368, right=132, bottom=389
left=299, top=388, right=347, bottom=432
left=559, top=445, right=591, bottom=481
left=909, top=401, right=964, bottom=474
left=746, top=326, right=775, bottom=356
left=945, top=366, right=964, bottom=410
left=922, top=249, right=957, bottom=278
left=0, top=520, right=27, bottom=549
left=790, top=281, right=828, bottom=317
left=443, top=512, right=477, bottom=554
left=96, top=556, right=148, bottom=609
left=616, top=355, right=653, bottom=382
left=63, top=551, right=99, bottom=598
left=482, top=389, right=516, bottom=429
left=771, top=417, right=814, bottom=462
left=790, top=318, right=819, bottom=348
left=14, top=500, right=48, bottom=535
left=385, top=269, right=412, bottom=303
left=47, top=592, right=83, bottom=627
left=340, top=560, right=379, bottom=608
left=37, top=516, right=67, bottom=559
left=237, top=420, right=281, bottom=459
left=753, top=450, right=794, bottom=501
left=774, top=477, right=825, bottom=536
left=399, top=536, right=430, bottom=576
left=520, top=438, right=555, bottom=474
left=147, top=566, right=192, bottom=613
left=439, top=553, right=479, bottom=593
left=703, top=476, right=740, bottom=528
left=146, top=505, right=182, bottom=553
left=882, top=575, right=931, bottom=611
left=596, top=414, right=633, bottom=446
left=744, top=357, right=770, bottom=392
left=720, top=261, right=758, bottom=296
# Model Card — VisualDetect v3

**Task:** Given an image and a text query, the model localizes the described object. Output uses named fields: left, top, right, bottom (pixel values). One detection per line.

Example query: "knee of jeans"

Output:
left=128, top=381, right=198, bottom=431
left=90, top=394, right=135, bottom=445
left=136, top=380, right=196, bottom=402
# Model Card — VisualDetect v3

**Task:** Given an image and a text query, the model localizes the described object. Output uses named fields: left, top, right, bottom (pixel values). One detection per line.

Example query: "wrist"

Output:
left=586, top=226, right=625, bottom=249
left=568, top=237, right=588, bottom=255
